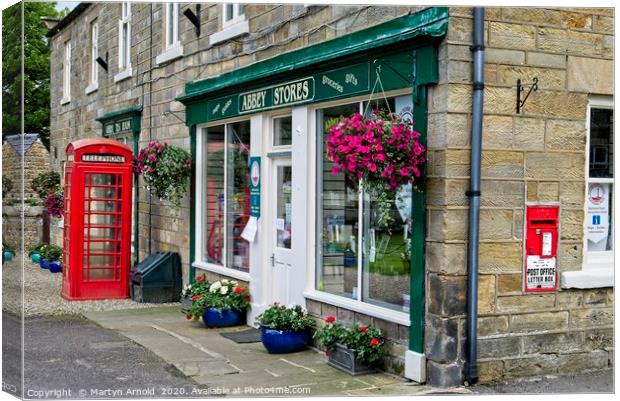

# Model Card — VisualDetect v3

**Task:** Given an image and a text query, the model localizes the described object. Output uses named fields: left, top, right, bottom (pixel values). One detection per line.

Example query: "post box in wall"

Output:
left=61, top=138, right=133, bottom=300
left=524, top=205, right=559, bottom=293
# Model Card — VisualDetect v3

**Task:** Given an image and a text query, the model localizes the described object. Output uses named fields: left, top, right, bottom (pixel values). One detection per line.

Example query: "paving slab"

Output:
left=85, top=306, right=430, bottom=397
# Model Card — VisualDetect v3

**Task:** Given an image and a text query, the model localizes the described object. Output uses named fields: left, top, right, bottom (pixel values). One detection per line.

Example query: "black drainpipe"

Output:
left=465, top=6, right=484, bottom=385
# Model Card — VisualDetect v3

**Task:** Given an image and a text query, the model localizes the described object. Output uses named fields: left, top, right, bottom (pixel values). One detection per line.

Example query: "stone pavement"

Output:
left=84, top=306, right=448, bottom=397
left=2, top=254, right=178, bottom=317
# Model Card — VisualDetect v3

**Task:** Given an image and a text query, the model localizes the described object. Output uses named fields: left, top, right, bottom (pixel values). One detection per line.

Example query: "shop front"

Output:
left=178, top=7, right=449, bottom=381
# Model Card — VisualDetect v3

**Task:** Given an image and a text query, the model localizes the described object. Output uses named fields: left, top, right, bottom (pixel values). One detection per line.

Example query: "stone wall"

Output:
left=424, top=7, right=614, bottom=385
left=2, top=138, right=50, bottom=201
left=2, top=136, right=50, bottom=251
left=49, top=4, right=423, bottom=284
left=48, top=5, right=615, bottom=384
left=305, top=299, right=409, bottom=376
left=2, top=206, right=45, bottom=253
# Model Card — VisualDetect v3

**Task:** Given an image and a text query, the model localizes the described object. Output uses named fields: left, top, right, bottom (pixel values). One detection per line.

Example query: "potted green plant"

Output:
left=315, top=316, right=386, bottom=375
left=187, top=279, right=250, bottom=327
left=28, top=243, right=47, bottom=263
left=181, top=275, right=209, bottom=313
left=41, top=244, right=63, bottom=273
left=3, top=243, right=15, bottom=263
left=255, top=303, right=315, bottom=354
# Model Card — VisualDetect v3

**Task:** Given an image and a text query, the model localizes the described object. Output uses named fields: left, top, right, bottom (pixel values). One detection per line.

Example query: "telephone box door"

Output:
left=78, top=167, right=132, bottom=298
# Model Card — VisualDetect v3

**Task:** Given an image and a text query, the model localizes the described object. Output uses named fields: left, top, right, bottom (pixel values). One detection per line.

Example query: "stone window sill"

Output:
left=560, top=268, right=614, bottom=289
left=60, top=96, right=70, bottom=105
left=85, top=82, right=98, bottom=95
left=209, top=20, right=249, bottom=46
left=114, top=66, right=133, bottom=83
left=156, top=44, right=184, bottom=65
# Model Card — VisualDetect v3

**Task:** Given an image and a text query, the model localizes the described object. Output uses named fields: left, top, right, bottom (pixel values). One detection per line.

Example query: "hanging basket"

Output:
left=134, top=140, right=192, bottom=208
left=326, top=110, right=425, bottom=228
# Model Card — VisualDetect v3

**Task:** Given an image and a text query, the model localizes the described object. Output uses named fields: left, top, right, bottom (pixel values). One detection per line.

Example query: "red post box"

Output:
left=62, top=138, right=133, bottom=300
left=524, top=205, right=559, bottom=293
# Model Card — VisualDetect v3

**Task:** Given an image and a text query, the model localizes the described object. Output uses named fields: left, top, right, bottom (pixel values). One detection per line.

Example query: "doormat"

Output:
left=220, top=328, right=262, bottom=343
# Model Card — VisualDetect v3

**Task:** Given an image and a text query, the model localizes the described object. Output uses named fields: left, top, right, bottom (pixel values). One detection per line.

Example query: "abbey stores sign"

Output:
left=205, top=61, right=371, bottom=121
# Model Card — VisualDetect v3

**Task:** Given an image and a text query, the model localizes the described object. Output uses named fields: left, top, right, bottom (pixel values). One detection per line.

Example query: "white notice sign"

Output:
left=241, top=216, right=258, bottom=242
left=586, top=183, right=610, bottom=244
left=526, top=256, right=557, bottom=290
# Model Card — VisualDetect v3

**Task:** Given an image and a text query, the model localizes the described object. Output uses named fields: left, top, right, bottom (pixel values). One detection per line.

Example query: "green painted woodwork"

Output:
left=409, top=46, right=436, bottom=354
left=181, top=9, right=445, bottom=352
left=184, top=45, right=439, bottom=126
left=189, top=125, right=197, bottom=284
left=96, top=105, right=143, bottom=136
left=179, top=7, right=447, bottom=103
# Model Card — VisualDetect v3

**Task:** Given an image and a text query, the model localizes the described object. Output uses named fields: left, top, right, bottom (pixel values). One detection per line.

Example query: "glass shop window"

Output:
left=203, top=121, right=251, bottom=272
left=586, top=107, right=613, bottom=258
left=316, top=95, right=413, bottom=312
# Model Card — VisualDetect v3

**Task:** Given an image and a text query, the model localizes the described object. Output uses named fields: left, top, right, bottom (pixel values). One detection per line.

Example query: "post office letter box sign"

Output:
left=524, top=205, right=559, bottom=293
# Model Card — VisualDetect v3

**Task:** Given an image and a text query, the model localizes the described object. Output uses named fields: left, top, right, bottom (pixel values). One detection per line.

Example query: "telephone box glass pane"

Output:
left=83, top=172, right=123, bottom=282
left=226, top=120, right=251, bottom=272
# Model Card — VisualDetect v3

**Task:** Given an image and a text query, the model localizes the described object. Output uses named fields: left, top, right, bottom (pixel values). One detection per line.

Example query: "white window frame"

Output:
left=156, top=3, right=184, bottom=65
left=223, top=3, right=245, bottom=27
left=114, top=2, right=133, bottom=82
left=61, top=40, right=71, bottom=104
left=209, top=3, right=249, bottom=46
left=561, top=95, right=614, bottom=289
left=85, top=20, right=99, bottom=94
left=303, top=89, right=413, bottom=327
left=194, top=118, right=252, bottom=283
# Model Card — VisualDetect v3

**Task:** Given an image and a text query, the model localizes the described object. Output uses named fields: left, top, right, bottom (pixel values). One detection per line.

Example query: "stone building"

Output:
left=47, top=3, right=614, bottom=386
left=2, top=134, right=50, bottom=251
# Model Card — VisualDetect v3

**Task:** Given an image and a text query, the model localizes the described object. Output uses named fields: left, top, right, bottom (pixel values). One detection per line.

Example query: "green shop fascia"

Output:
left=177, top=7, right=448, bottom=380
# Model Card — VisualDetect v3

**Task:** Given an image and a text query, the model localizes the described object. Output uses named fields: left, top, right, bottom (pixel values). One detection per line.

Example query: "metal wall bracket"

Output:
left=96, top=52, right=109, bottom=72
left=183, top=5, right=201, bottom=37
left=516, top=77, right=538, bottom=114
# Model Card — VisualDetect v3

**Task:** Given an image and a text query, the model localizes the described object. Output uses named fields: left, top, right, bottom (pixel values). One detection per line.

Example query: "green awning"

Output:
left=178, top=7, right=448, bottom=105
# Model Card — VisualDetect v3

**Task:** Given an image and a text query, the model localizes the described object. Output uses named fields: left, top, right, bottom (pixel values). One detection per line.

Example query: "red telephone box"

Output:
left=62, top=138, right=133, bottom=300
left=524, top=205, right=559, bottom=293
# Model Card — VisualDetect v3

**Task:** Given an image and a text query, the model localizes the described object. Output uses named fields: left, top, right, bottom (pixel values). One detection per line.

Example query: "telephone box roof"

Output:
left=66, top=138, right=132, bottom=154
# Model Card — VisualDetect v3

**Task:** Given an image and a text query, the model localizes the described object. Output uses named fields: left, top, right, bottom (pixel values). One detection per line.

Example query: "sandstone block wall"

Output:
left=425, top=7, right=614, bottom=385
left=49, top=4, right=424, bottom=282
left=48, top=5, right=614, bottom=384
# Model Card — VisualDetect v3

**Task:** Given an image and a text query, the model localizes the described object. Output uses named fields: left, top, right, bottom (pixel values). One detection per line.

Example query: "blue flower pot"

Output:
left=202, top=308, right=244, bottom=328
left=39, top=259, right=50, bottom=269
left=31, top=252, right=41, bottom=263
left=3, top=251, right=14, bottom=262
left=260, top=326, right=311, bottom=354
left=49, top=261, right=62, bottom=273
